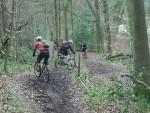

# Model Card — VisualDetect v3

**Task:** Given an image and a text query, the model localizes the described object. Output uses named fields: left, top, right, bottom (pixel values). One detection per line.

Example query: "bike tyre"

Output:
left=55, top=58, right=62, bottom=69
left=34, top=63, right=41, bottom=78
left=42, top=65, right=49, bottom=82
left=67, top=59, right=74, bottom=70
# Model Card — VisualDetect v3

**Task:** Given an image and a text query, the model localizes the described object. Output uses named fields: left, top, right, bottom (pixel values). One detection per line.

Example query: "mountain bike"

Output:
left=34, top=61, right=49, bottom=82
left=80, top=47, right=87, bottom=59
left=55, top=53, right=74, bottom=70
left=82, top=51, right=87, bottom=59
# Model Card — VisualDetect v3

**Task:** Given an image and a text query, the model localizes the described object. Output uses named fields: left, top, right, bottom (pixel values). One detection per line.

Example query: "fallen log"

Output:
left=106, top=53, right=132, bottom=60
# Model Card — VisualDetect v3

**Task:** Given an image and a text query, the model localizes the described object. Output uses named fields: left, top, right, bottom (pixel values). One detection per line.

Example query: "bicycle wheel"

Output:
left=34, top=63, right=41, bottom=78
left=67, top=59, right=74, bottom=70
left=55, top=58, right=63, bottom=69
left=42, top=65, right=49, bottom=82
left=82, top=52, right=87, bottom=59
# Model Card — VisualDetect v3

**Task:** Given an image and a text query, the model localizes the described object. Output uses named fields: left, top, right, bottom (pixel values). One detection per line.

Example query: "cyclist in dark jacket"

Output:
left=81, top=41, right=87, bottom=52
left=80, top=41, right=87, bottom=59
left=59, top=40, right=75, bottom=56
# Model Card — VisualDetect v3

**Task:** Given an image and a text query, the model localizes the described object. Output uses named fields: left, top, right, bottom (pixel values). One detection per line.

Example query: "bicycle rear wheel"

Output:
left=34, top=63, right=41, bottom=78
left=82, top=52, right=87, bottom=59
left=42, top=65, right=49, bottom=82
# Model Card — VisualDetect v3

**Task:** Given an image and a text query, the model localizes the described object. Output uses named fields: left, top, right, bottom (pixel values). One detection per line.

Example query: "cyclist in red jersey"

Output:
left=33, top=36, right=49, bottom=65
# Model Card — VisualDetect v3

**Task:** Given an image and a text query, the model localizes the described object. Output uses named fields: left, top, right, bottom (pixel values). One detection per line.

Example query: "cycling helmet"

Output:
left=36, top=36, right=42, bottom=41
left=62, top=39, right=73, bottom=45
left=69, top=39, right=73, bottom=44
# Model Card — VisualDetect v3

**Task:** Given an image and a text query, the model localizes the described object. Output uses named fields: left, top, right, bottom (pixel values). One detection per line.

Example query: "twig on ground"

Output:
left=79, top=78, right=90, bottom=92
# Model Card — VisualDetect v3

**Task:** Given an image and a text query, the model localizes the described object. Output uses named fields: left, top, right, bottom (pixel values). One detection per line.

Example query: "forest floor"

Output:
left=0, top=52, right=127, bottom=113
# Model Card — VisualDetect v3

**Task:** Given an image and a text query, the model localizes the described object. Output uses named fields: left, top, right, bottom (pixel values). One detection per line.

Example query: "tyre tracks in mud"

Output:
left=6, top=69, right=83, bottom=113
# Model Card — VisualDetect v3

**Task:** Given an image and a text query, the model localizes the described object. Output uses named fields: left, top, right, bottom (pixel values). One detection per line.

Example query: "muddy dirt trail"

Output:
left=6, top=69, right=86, bottom=113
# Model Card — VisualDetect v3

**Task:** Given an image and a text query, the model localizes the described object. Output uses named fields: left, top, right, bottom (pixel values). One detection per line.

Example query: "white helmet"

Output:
left=36, top=36, right=42, bottom=41
left=69, top=39, right=73, bottom=44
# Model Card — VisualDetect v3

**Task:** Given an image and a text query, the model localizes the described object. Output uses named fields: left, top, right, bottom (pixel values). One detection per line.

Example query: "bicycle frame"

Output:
left=55, top=53, right=74, bottom=69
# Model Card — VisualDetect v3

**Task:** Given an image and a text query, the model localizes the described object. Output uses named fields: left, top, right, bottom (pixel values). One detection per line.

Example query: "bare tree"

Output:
left=101, top=0, right=112, bottom=55
left=125, top=0, right=150, bottom=99
left=54, top=0, right=58, bottom=42
left=86, top=0, right=104, bottom=53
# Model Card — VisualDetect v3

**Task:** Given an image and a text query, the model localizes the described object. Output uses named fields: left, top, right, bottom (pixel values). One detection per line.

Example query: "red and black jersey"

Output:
left=33, top=42, right=49, bottom=51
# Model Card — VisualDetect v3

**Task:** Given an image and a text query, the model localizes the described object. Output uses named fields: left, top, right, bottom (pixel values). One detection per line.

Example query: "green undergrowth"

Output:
left=75, top=72, right=150, bottom=113
left=0, top=59, right=33, bottom=77
left=0, top=56, right=56, bottom=77
left=4, top=87, right=31, bottom=113
left=76, top=72, right=114, bottom=99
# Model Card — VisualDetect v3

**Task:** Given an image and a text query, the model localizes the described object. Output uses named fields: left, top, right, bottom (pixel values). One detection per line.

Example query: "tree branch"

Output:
left=16, top=21, right=28, bottom=31
left=121, top=74, right=150, bottom=91
left=86, top=0, right=96, bottom=17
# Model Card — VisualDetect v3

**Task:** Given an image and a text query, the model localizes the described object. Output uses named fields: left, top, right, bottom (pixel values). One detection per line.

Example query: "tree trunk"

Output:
left=15, top=38, right=18, bottom=62
left=1, top=0, right=8, bottom=72
left=1, top=0, right=7, bottom=48
left=70, top=0, right=73, bottom=38
left=86, top=0, right=104, bottom=53
left=4, top=38, right=9, bottom=73
left=54, top=0, right=58, bottom=41
left=125, top=0, right=150, bottom=99
left=95, top=0, right=104, bottom=53
left=4, top=0, right=16, bottom=73
left=58, top=0, right=61, bottom=43
left=64, top=10, right=68, bottom=40
left=70, top=0, right=75, bottom=47
left=102, top=0, right=112, bottom=55
left=45, top=0, right=47, bottom=38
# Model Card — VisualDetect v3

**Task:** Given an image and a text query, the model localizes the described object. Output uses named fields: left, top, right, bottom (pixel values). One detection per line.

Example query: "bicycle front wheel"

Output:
left=67, top=59, right=74, bottom=70
left=55, top=58, right=63, bottom=69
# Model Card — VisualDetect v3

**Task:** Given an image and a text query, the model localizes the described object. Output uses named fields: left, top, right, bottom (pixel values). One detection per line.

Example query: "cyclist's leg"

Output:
left=43, top=51, right=49, bottom=65
left=37, top=54, right=42, bottom=64
left=44, top=57, right=49, bottom=65
left=37, top=52, right=44, bottom=72
left=84, top=49, right=87, bottom=59
left=82, top=48, right=85, bottom=58
left=81, top=49, right=83, bottom=56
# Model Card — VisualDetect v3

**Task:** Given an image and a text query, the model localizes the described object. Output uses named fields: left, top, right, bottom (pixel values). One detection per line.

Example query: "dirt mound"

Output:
left=84, top=61, right=124, bottom=78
